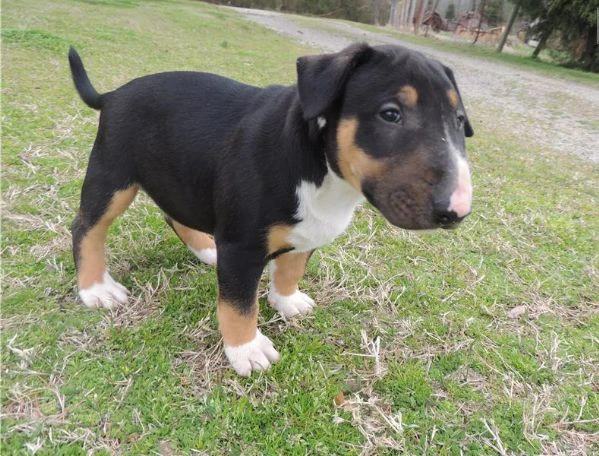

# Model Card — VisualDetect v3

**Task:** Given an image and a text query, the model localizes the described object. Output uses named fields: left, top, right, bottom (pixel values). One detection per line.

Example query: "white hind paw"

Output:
left=79, top=272, right=129, bottom=309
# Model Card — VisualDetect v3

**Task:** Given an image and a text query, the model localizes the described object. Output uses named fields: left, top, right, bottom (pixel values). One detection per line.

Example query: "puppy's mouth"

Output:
left=439, top=221, right=460, bottom=230
left=363, top=187, right=435, bottom=230
left=363, top=185, right=465, bottom=231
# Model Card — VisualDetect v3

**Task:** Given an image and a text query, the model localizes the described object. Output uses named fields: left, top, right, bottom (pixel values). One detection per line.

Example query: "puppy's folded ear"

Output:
left=443, top=65, right=474, bottom=137
left=296, top=43, right=374, bottom=120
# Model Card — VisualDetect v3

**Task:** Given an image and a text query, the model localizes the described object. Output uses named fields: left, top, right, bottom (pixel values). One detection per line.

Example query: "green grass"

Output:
left=292, top=15, right=599, bottom=87
left=2, top=0, right=598, bottom=454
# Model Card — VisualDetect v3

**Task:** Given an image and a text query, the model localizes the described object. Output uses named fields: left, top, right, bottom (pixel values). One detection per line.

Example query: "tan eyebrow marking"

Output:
left=447, top=89, right=459, bottom=110
left=398, top=85, right=418, bottom=108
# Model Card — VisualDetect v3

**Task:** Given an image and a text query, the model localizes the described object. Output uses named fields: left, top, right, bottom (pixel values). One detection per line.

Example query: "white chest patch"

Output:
left=288, top=169, right=364, bottom=252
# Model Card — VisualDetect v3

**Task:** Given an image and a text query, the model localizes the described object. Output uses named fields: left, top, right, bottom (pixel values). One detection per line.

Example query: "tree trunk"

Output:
left=407, top=0, right=417, bottom=30
left=496, top=3, right=519, bottom=53
left=389, top=0, right=400, bottom=27
left=399, top=0, right=408, bottom=27
left=413, top=0, right=425, bottom=34
left=581, top=27, right=598, bottom=71
left=374, top=0, right=383, bottom=25
left=532, top=28, right=551, bottom=59
left=472, top=0, right=487, bottom=44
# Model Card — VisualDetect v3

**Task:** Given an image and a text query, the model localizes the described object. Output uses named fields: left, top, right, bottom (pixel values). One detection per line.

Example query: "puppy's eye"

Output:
left=379, top=107, right=402, bottom=123
left=457, top=114, right=465, bottom=128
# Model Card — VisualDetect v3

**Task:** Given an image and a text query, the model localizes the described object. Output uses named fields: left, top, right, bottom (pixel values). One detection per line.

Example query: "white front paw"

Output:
left=268, top=289, right=315, bottom=318
left=79, top=272, right=129, bottom=309
left=224, top=330, right=280, bottom=377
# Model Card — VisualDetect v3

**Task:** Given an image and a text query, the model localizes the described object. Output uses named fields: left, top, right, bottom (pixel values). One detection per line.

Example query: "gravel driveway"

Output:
left=235, top=8, right=599, bottom=163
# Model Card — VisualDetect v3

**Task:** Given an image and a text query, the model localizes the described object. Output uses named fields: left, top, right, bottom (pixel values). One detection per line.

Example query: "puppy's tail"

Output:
left=68, top=47, right=103, bottom=110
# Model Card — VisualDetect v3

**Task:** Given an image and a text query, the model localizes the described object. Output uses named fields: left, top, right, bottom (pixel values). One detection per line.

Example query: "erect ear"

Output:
left=296, top=43, right=374, bottom=120
left=443, top=65, right=474, bottom=137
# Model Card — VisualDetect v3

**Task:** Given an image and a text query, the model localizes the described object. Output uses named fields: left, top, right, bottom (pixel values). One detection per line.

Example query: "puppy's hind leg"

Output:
left=72, top=157, right=138, bottom=309
left=165, top=216, right=217, bottom=266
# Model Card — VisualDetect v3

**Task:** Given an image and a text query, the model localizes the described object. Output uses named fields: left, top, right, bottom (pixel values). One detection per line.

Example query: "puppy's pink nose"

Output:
left=448, top=157, right=472, bottom=218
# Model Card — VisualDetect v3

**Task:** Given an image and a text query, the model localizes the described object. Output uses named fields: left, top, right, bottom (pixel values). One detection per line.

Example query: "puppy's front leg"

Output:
left=268, top=250, right=315, bottom=318
left=216, top=243, right=279, bottom=376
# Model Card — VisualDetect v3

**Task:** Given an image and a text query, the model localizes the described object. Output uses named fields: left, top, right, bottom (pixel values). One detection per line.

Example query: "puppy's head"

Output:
left=297, top=43, right=473, bottom=230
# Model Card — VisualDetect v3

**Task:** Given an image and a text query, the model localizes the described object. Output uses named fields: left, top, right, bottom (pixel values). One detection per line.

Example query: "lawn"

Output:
left=2, top=0, right=598, bottom=454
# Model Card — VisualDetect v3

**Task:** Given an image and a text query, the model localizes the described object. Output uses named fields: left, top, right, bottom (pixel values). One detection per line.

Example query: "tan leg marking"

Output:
left=398, top=85, right=419, bottom=108
left=447, top=89, right=459, bottom=110
left=78, top=186, right=138, bottom=289
left=268, top=251, right=314, bottom=317
left=266, top=224, right=293, bottom=255
left=272, top=251, right=309, bottom=296
left=337, top=117, right=385, bottom=191
left=217, top=298, right=258, bottom=347
left=219, top=296, right=280, bottom=376
left=170, top=220, right=216, bottom=251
